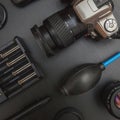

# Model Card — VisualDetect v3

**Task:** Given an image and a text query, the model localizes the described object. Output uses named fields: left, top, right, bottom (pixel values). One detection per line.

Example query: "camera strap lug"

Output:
left=86, top=23, right=98, bottom=39
left=87, top=24, right=94, bottom=33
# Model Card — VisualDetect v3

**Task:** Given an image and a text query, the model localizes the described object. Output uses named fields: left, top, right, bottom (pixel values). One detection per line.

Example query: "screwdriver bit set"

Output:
left=0, top=36, right=43, bottom=104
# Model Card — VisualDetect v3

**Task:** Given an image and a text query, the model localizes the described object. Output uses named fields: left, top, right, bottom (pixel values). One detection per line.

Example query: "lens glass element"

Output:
left=115, top=93, right=120, bottom=109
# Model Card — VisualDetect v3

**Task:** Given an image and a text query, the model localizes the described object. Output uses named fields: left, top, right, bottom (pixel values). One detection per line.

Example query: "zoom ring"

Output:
left=47, top=13, right=74, bottom=47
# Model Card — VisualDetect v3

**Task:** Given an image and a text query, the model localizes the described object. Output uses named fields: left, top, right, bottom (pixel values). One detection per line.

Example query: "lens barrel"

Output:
left=103, top=81, right=120, bottom=118
left=31, top=7, right=87, bottom=56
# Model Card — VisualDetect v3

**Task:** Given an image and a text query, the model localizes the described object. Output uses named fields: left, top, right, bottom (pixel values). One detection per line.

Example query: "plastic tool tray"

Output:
left=0, top=36, right=43, bottom=104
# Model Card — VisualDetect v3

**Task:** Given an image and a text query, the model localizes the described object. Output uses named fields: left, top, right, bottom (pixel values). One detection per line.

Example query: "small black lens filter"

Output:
left=0, top=3, right=7, bottom=29
left=53, top=107, right=83, bottom=120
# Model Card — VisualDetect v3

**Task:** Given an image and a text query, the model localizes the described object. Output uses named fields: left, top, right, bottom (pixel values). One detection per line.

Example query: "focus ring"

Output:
left=46, top=13, right=74, bottom=47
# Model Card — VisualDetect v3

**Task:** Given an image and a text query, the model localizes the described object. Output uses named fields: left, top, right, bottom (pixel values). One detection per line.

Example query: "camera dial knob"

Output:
left=104, top=19, right=118, bottom=32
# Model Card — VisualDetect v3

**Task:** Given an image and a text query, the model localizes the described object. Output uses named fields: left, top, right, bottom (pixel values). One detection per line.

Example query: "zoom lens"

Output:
left=31, top=7, right=87, bottom=56
left=103, top=81, right=120, bottom=119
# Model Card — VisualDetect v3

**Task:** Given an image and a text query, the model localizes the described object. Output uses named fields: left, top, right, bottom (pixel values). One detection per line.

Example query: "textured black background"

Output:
left=0, top=0, right=120, bottom=120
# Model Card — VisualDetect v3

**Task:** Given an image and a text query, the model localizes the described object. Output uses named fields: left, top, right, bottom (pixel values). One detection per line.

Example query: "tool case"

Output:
left=0, top=36, right=43, bottom=104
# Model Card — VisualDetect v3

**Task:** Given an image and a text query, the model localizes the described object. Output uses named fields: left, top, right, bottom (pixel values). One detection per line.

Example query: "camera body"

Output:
left=31, top=0, right=119, bottom=56
left=73, top=0, right=118, bottom=39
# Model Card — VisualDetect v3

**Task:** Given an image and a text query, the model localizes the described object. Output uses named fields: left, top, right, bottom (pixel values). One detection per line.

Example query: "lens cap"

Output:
left=11, top=0, right=35, bottom=7
left=53, top=107, right=83, bottom=120
left=0, top=3, right=7, bottom=29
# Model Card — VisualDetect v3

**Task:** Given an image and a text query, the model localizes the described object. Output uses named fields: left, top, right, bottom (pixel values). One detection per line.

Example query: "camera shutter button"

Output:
left=104, top=19, right=118, bottom=32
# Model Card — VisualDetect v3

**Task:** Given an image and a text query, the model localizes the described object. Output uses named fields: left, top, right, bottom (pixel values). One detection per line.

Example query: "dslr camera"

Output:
left=31, top=0, right=118, bottom=56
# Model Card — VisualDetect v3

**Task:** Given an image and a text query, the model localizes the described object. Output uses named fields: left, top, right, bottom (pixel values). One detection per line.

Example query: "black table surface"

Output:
left=0, top=0, right=120, bottom=120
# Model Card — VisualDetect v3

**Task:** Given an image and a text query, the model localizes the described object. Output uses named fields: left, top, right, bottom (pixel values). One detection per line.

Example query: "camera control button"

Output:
left=104, top=19, right=118, bottom=32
